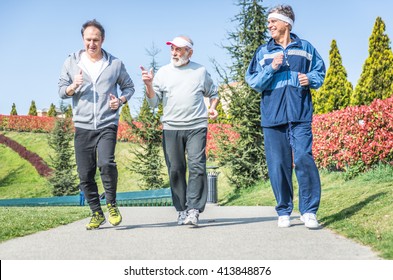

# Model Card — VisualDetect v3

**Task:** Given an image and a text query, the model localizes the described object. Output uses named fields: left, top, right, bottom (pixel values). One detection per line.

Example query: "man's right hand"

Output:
left=272, top=53, right=284, bottom=70
left=72, top=69, right=83, bottom=90
left=140, top=66, right=153, bottom=86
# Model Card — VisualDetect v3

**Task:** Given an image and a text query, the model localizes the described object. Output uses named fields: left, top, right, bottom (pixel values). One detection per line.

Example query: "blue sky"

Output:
left=1, top=0, right=393, bottom=116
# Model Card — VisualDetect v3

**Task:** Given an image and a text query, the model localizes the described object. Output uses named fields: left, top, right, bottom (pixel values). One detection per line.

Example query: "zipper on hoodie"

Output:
left=93, top=82, right=97, bottom=129
left=283, top=46, right=291, bottom=122
left=93, top=61, right=109, bottom=129
left=78, top=57, right=110, bottom=130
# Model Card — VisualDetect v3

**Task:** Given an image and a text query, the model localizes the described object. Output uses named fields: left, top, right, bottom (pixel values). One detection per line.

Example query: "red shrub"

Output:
left=312, top=97, right=393, bottom=170
left=0, top=115, right=56, bottom=132
left=207, top=123, right=239, bottom=158
left=117, top=121, right=139, bottom=142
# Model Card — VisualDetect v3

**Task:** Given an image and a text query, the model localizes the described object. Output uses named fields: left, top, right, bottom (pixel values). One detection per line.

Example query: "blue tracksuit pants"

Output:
left=263, top=122, right=321, bottom=216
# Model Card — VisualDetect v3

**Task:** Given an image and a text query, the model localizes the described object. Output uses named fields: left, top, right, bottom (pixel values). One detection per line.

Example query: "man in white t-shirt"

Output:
left=58, top=19, right=135, bottom=230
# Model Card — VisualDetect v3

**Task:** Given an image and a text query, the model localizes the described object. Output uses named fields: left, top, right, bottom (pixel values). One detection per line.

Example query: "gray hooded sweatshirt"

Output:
left=58, top=49, right=134, bottom=130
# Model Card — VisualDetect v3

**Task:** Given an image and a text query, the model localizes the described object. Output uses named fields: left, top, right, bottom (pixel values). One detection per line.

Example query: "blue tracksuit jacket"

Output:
left=245, top=33, right=325, bottom=127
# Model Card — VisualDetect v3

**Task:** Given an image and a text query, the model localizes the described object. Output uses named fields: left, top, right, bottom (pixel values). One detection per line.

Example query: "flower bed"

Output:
left=0, top=115, right=55, bottom=132
left=312, top=97, right=393, bottom=170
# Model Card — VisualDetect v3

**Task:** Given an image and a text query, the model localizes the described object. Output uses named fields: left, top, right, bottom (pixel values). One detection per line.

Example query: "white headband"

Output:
left=268, top=13, right=294, bottom=26
left=166, top=37, right=193, bottom=49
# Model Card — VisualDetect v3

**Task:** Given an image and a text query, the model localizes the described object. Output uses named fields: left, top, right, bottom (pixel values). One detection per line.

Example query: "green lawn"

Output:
left=0, top=206, right=91, bottom=242
left=0, top=144, right=53, bottom=198
left=0, top=131, right=165, bottom=196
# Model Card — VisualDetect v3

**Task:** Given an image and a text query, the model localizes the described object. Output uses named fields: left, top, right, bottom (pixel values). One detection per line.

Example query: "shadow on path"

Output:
left=114, top=216, right=278, bottom=231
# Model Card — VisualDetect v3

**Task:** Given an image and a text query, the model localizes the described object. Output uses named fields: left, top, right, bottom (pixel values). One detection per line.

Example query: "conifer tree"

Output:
left=28, top=100, right=38, bottom=116
left=10, top=103, right=18, bottom=115
left=351, top=17, right=393, bottom=105
left=137, top=97, right=152, bottom=122
left=65, top=104, right=73, bottom=118
left=48, top=103, right=78, bottom=196
left=127, top=44, right=165, bottom=190
left=47, top=103, right=57, bottom=117
left=214, top=0, right=269, bottom=189
left=120, top=102, right=133, bottom=123
left=313, top=40, right=352, bottom=114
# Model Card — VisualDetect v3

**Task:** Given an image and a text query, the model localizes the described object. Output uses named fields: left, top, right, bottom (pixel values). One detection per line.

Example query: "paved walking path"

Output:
left=0, top=205, right=380, bottom=260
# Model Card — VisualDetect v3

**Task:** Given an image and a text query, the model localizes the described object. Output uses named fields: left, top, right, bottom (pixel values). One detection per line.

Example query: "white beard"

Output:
left=171, top=53, right=190, bottom=67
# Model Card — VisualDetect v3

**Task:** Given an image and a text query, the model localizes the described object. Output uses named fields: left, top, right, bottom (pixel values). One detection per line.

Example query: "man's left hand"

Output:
left=298, top=73, right=310, bottom=86
left=209, top=108, right=218, bottom=120
left=109, top=93, right=121, bottom=110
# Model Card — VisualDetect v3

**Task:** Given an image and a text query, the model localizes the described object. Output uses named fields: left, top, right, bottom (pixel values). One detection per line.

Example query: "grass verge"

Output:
left=0, top=206, right=91, bottom=243
left=219, top=164, right=393, bottom=259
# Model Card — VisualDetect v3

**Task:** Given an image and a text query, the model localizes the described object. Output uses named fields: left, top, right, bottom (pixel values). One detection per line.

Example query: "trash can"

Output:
left=207, top=166, right=220, bottom=203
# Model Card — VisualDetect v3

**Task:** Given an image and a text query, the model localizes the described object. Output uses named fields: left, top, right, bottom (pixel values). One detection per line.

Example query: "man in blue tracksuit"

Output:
left=245, top=5, right=325, bottom=229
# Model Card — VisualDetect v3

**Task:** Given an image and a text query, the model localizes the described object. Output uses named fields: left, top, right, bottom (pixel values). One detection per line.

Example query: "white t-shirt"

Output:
left=80, top=52, right=107, bottom=83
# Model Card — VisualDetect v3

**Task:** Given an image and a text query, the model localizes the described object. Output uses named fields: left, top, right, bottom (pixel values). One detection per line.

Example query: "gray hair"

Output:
left=268, top=5, right=295, bottom=30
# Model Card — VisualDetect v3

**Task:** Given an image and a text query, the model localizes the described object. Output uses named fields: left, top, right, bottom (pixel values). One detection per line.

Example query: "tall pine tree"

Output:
left=351, top=17, right=393, bottom=105
left=214, top=0, right=269, bottom=189
left=28, top=100, right=38, bottom=116
left=313, top=40, right=352, bottom=114
left=127, top=44, right=165, bottom=190
left=48, top=103, right=78, bottom=196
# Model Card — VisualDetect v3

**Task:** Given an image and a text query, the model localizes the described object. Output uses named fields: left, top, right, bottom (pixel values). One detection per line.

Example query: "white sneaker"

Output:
left=277, top=215, right=291, bottom=228
left=177, top=211, right=187, bottom=225
left=300, top=213, right=320, bottom=229
left=184, top=209, right=199, bottom=226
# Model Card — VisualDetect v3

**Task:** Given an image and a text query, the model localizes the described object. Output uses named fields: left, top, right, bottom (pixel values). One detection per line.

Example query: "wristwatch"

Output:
left=118, top=98, right=124, bottom=106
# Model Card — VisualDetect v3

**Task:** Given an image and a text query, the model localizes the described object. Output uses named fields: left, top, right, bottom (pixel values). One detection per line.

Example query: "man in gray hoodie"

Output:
left=141, top=36, right=219, bottom=226
left=58, top=19, right=134, bottom=230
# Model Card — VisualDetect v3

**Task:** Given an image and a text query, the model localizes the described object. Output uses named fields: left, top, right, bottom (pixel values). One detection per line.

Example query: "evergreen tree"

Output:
left=127, top=44, right=165, bottom=190
left=28, top=100, right=38, bottom=116
left=65, top=104, right=73, bottom=118
left=10, top=103, right=18, bottom=115
left=214, top=0, right=269, bottom=189
left=48, top=103, right=78, bottom=196
left=120, top=102, right=133, bottom=123
left=313, top=40, right=352, bottom=114
left=351, top=17, right=393, bottom=105
left=47, top=103, right=57, bottom=117
left=136, top=97, right=152, bottom=121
